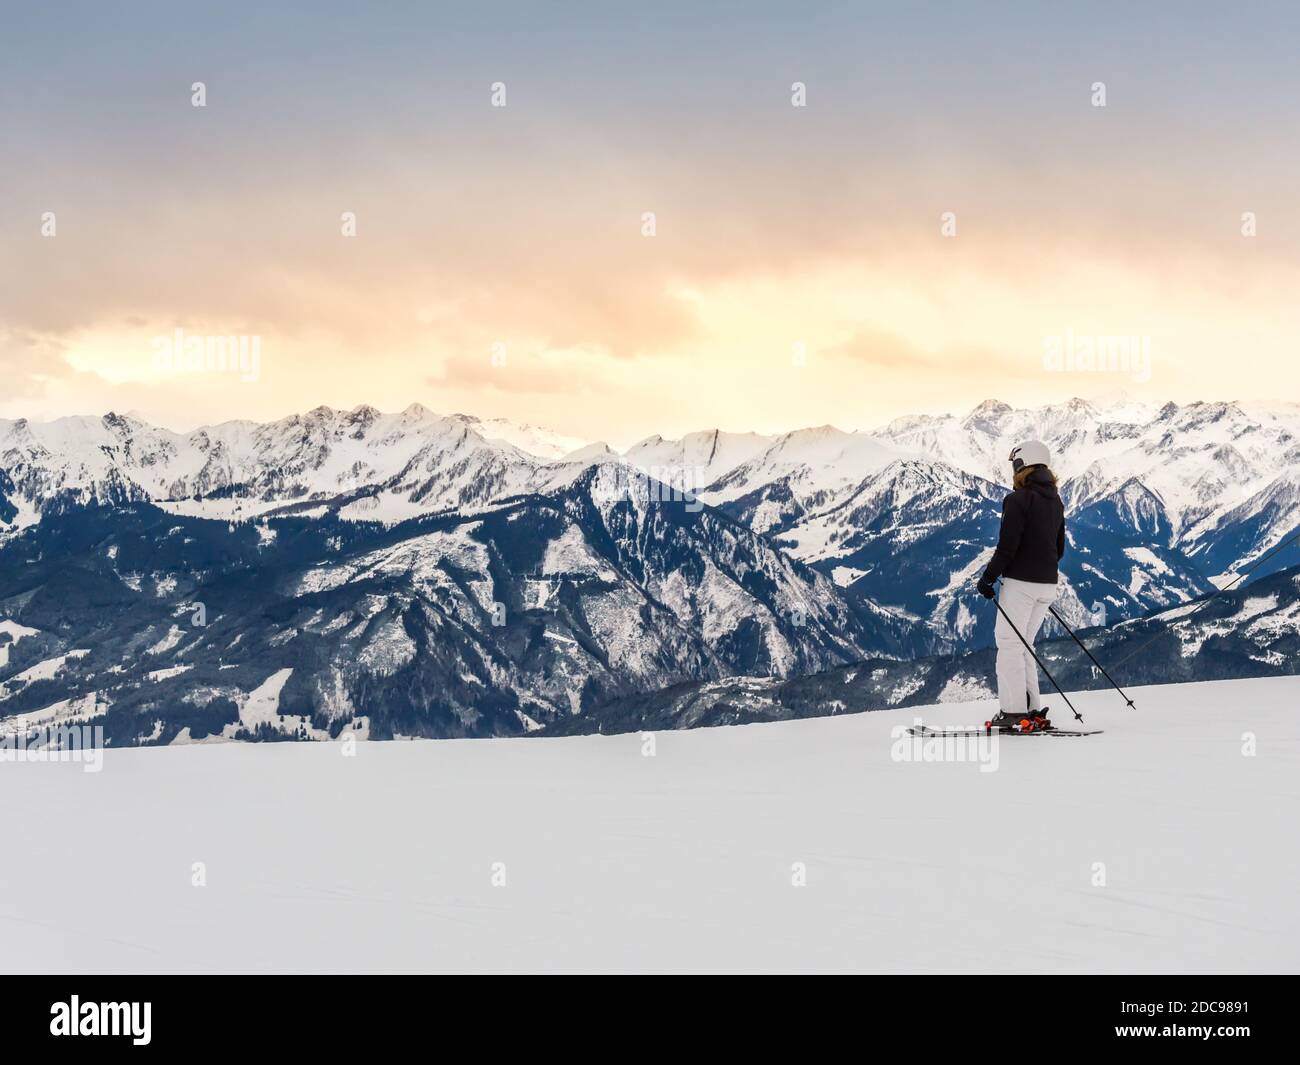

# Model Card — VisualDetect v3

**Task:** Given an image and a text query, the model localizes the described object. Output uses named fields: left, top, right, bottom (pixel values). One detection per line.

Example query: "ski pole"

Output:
left=1047, top=605, right=1136, bottom=709
left=990, top=592, right=1085, bottom=724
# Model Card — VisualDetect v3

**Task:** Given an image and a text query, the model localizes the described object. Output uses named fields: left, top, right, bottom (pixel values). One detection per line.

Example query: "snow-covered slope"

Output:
left=4, top=673, right=1295, bottom=973
left=446, top=412, right=591, bottom=460
left=702, top=426, right=908, bottom=531
left=623, top=429, right=774, bottom=492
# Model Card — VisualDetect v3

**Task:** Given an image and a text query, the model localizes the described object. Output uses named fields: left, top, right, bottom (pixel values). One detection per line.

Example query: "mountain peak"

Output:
left=961, top=399, right=1012, bottom=431
left=1089, top=388, right=1131, bottom=408
left=560, top=441, right=617, bottom=463
left=781, top=424, right=848, bottom=442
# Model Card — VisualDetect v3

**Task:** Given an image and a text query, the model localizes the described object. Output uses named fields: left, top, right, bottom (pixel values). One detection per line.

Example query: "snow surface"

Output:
left=0, top=619, right=40, bottom=667
left=3, top=649, right=89, bottom=686
left=1, top=674, right=1295, bottom=974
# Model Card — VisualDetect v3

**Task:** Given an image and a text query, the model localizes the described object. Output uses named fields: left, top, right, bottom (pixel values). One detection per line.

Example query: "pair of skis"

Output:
left=909, top=582, right=1127, bottom=739
left=906, top=581, right=1134, bottom=740
left=906, top=723, right=1103, bottom=739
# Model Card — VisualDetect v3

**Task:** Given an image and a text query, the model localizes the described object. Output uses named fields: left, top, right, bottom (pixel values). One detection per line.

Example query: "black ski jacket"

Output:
left=982, top=467, right=1065, bottom=585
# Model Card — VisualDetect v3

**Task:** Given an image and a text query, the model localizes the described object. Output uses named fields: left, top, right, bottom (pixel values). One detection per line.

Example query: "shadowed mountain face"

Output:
left=0, top=467, right=925, bottom=745
left=545, top=564, right=1300, bottom=736
left=730, top=457, right=1217, bottom=650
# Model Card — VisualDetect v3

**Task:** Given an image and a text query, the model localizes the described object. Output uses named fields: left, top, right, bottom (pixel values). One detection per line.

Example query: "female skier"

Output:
left=975, top=440, right=1065, bottom=731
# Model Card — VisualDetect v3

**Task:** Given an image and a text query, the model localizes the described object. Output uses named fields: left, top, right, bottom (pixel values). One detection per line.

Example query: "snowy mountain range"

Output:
left=2, top=395, right=1297, bottom=743
left=693, top=397, right=1299, bottom=646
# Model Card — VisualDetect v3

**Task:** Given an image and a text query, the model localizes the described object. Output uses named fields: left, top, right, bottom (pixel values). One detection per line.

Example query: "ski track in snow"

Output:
left=2, top=673, right=1296, bottom=974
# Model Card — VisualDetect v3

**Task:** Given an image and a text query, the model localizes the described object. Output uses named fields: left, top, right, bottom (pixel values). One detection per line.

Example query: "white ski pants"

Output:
left=994, top=577, right=1059, bottom=714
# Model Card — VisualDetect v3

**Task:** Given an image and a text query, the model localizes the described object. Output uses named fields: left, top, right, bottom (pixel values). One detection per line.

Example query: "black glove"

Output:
left=976, top=576, right=996, bottom=600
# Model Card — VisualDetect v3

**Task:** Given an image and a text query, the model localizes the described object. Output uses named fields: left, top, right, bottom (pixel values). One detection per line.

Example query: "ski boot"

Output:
left=985, top=708, right=1053, bottom=733
left=1024, top=707, right=1052, bottom=732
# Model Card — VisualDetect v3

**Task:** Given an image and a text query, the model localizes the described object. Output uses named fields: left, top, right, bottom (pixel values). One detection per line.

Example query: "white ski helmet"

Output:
left=1008, top=440, right=1051, bottom=473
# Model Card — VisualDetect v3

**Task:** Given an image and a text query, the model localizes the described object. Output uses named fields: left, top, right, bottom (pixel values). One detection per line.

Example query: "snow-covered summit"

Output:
left=0, top=406, right=590, bottom=528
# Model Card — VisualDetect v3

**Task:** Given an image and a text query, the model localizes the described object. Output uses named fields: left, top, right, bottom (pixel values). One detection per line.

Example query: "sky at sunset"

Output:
left=4, top=1, right=1299, bottom=446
